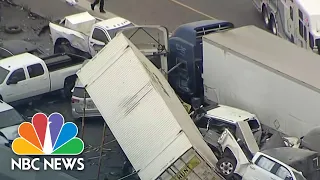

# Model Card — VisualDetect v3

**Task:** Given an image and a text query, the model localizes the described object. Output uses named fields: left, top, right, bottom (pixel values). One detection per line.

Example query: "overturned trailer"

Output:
left=77, top=33, right=223, bottom=180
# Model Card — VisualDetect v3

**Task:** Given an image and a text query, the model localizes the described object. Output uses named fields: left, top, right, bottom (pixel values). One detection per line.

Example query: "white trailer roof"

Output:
left=77, top=33, right=217, bottom=180
left=203, top=25, right=320, bottom=93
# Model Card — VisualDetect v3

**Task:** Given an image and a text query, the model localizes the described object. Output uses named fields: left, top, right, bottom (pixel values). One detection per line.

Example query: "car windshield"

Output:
left=73, top=87, right=91, bottom=98
left=0, top=67, right=9, bottom=84
left=247, top=119, right=260, bottom=130
left=292, top=171, right=307, bottom=180
left=0, top=109, right=24, bottom=128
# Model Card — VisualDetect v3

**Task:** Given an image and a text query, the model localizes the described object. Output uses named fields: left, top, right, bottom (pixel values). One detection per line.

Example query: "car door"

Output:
left=243, top=155, right=281, bottom=180
left=26, top=63, right=50, bottom=97
left=3, top=68, right=28, bottom=102
left=89, top=27, right=110, bottom=56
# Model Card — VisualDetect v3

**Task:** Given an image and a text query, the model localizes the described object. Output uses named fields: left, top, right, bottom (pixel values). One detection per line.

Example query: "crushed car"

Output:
left=0, top=40, right=45, bottom=59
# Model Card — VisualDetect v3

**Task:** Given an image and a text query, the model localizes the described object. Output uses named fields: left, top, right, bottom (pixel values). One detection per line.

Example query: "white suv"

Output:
left=71, top=78, right=100, bottom=119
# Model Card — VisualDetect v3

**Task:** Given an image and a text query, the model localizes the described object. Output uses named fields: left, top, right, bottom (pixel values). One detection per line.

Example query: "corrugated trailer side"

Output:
left=202, top=25, right=320, bottom=137
left=77, top=33, right=222, bottom=180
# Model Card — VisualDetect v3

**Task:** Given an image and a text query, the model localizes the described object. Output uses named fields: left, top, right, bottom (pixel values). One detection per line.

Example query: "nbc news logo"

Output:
left=11, top=113, right=85, bottom=171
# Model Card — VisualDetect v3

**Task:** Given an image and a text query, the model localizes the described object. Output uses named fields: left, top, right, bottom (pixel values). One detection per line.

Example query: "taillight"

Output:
left=71, top=98, right=80, bottom=103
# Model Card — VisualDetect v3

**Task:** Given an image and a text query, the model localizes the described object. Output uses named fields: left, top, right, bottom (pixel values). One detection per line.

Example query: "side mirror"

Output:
left=7, top=77, right=18, bottom=85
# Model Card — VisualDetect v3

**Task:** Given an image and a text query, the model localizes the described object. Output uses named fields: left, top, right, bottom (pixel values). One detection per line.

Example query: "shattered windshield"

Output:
left=0, top=67, right=9, bottom=84
left=0, top=109, right=24, bottom=128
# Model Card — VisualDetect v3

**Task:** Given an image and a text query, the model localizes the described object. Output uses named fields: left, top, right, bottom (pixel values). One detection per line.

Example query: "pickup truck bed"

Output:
left=42, top=53, right=85, bottom=72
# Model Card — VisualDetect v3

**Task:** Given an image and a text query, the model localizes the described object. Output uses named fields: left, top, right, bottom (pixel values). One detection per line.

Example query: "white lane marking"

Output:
left=168, top=0, right=216, bottom=19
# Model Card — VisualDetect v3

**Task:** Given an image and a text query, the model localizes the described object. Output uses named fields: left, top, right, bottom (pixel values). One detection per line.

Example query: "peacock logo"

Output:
left=12, top=112, right=84, bottom=155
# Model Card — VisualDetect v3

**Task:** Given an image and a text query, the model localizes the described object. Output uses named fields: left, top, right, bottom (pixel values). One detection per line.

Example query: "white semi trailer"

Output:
left=202, top=25, right=320, bottom=138
left=77, top=33, right=224, bottom=180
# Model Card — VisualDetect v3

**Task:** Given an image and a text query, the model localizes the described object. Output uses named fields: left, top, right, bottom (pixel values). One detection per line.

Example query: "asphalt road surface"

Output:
left=105, top=0, right=266, bottom=31
left=11, top=0, right=266, bottom=31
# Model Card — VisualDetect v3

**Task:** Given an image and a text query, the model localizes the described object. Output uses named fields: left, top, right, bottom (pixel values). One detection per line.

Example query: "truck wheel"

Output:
left=262, top=6, right=270, bottom=29
left=54, top=40, right=77, bottom=54
left=270, top=15, right=277, bottom=35
left=63, top=76, right=76, bottom=99
left=217, top=157, right=236, bottom=179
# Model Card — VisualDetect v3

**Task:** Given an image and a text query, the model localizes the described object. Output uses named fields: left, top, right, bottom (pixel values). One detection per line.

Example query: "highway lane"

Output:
left=105, top=0, right=266, bottom=31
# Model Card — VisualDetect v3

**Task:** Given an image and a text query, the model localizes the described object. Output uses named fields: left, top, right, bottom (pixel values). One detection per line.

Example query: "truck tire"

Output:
left=270, top=15, right=277, bottom=35
left=54, top=40, right=77, bottom=54
left=216, top=157, right=236, bottom=179
left=5, top=25, right=22, bottom=34
left=63, top=76, right=76, bottom=99
left=262, top=6, right=270, bottom=29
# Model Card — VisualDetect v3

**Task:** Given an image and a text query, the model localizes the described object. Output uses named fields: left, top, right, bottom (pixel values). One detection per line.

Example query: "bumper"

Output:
left=71, top=108, right=101, bottom=119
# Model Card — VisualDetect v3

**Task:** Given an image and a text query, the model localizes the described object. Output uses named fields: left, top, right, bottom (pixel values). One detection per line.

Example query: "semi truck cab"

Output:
left=168, top=20, right=234, bottom=104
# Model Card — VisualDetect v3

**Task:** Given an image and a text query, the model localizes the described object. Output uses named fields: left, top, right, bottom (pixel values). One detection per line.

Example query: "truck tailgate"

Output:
left=77, top=33, right=220, bottom=180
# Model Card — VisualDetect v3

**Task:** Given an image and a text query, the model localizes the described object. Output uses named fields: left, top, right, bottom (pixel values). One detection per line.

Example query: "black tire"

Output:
left=217, top=157, right=237, bottom=179
left=270, top=15, right=277, bottom=35
left=63, top=76, right=76, bottom=99
left=262, top=6, right=270, bottom=29
left=5, top=25, right=22, bottom=34
left=54, top=40, right=77, bottom=54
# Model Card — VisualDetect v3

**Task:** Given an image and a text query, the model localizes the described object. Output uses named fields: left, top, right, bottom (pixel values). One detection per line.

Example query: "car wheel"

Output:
left=54, top=40, right=77, bottom=54
left=262, top=6, right=270, bottom=29
left=270, top=15, right=277, bottom=35
left=217, top=157, right=236, bottom=179
left=63, top=76, right=76, bottom=99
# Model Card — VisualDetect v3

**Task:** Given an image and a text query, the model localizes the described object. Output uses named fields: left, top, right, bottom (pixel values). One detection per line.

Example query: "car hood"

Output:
left=0, top=125, right=19, bottom=141
left=0, top=40, right=38, bottom=55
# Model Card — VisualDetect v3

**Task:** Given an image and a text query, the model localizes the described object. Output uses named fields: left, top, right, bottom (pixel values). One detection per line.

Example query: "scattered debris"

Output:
left=0, top=0, right=53, bottom=54
left=4, top=25, right=22, bottom=34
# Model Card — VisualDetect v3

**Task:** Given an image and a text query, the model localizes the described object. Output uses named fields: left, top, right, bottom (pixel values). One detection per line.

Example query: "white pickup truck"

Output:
left=49, top=12, right=133, bottom=58
left=0, top=52, right=85, bottom=104
left=217, top=128, right=307, bottom=180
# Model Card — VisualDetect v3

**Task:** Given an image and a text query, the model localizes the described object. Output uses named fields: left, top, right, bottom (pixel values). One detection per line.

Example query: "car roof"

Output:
left=0, top=40, right=38, bottom=55
left=206, top=105, right=255, bottom=123
left=74, top=78, right=84, bottom=88
left=0, top=101, right=13, bottom=112
left=0, top=53, right=42, bottom=71
left=95, top=17, right=132, bottom=31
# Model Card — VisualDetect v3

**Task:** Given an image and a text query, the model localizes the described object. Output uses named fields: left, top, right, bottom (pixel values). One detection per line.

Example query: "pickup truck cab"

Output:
left=49, top=12, right=133, bottom=58
left=195, top=104, right=262, bottom=144
left=217, top=129, right=307, bottom=180
left=0, top=53, right=85, bottom=104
